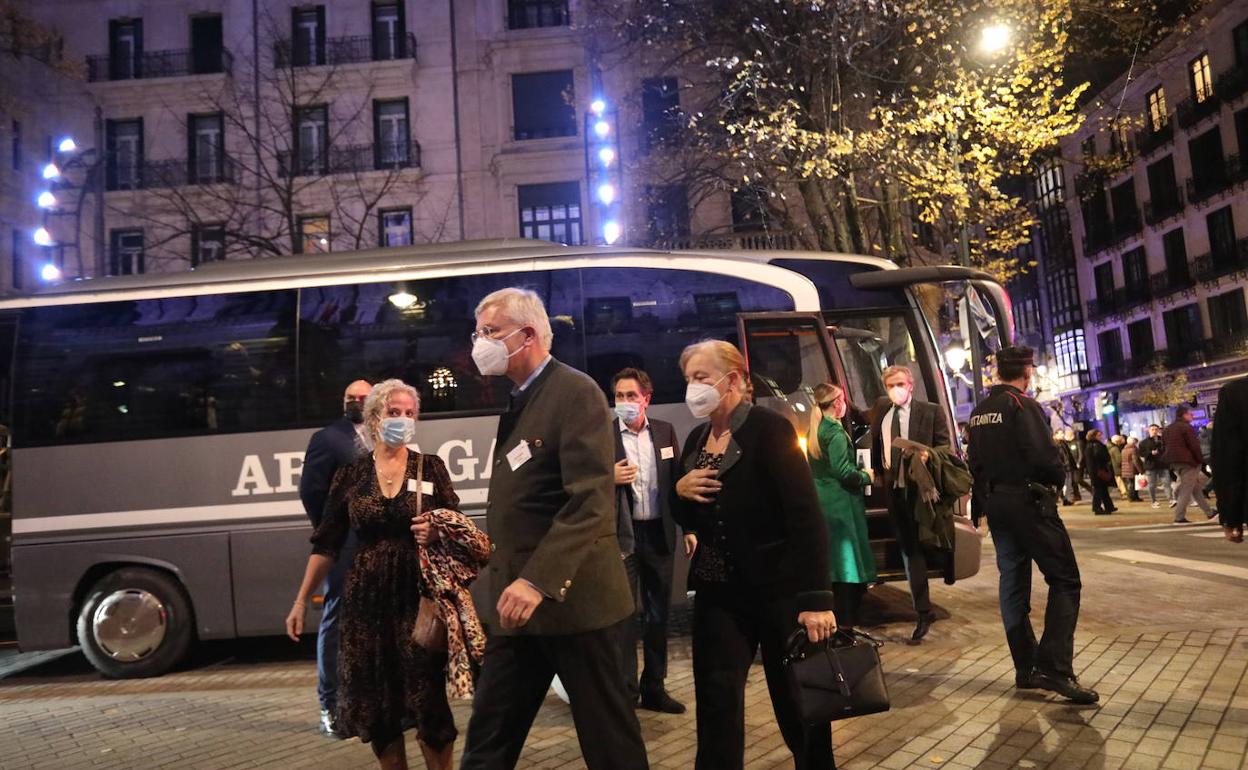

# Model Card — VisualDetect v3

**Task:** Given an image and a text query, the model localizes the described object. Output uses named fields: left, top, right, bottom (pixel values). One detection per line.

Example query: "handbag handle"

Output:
left=783, top=626, right=881, bottom=662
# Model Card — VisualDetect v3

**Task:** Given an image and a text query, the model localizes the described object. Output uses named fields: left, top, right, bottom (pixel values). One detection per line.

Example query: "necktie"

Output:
left=890, top=406, right=902, bottom=475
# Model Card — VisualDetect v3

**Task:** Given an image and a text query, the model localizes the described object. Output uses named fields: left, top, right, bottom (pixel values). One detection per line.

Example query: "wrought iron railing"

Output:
left=277, top=141, right=422, bottom=178
left=1176, top=92, right=1222, bottom=129
left=1191, top=237, right=1248, bottom=282
left=1134, top=121, right=1174, bottom=157
left=1149, top=269, right=1195, bottom=297
left=1143, top=186, right=1185, bottom=225
left=87, top=47, right=233, bottom=82
left=105, top=154, right=238, bottom=191
left=274, top=32, right=417, bottom=67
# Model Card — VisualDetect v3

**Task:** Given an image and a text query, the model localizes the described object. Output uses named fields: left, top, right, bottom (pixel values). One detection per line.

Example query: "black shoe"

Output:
left=1061, top=499, right=1073, bottom=506
left=910, top=614, right=933, bottom=643
left=1207, top=508, right=1219, bottom=520
left=1015, top=670, right=1039, bottom=689
left=319, top=708, right=345, bottom=739
left=639, top=690, right=687, bottom=714
left=1031, top=671, right=1099, bottom=704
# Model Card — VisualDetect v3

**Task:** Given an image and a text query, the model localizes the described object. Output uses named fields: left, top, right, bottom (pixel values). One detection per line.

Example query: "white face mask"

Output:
left=887, top=385, right=911, bottom=407
left=685, top=374, right=729, bottom=419
left=471, top=328, right=524, bottom=376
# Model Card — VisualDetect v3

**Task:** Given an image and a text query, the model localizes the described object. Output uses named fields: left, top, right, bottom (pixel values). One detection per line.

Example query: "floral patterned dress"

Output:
left=311, top=452, right=459, bottom=749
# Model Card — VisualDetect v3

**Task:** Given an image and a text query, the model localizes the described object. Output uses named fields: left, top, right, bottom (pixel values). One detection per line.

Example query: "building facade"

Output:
left=1061, top=0, right=1248, bottom=437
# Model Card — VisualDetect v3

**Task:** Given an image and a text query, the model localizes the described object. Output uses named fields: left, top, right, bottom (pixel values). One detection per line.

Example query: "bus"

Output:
left=0, top=238, right=1012, bottom=678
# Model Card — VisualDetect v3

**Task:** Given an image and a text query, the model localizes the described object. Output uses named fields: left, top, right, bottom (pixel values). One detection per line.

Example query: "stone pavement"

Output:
left=2, top=502, right=1247, bottom=770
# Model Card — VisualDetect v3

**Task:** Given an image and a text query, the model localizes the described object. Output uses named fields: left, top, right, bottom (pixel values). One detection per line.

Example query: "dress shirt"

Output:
left=512, top=355, right=553, bottom=396
left=619, top=416, right=660, bottom=521
left=882, top=401, right=912, bottom=469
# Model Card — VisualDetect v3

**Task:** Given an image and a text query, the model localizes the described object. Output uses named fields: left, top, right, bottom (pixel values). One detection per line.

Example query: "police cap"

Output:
left=996, top=346, right=1035, bottom=366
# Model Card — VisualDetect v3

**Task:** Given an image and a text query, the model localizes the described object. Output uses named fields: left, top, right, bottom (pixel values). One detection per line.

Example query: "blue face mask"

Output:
left=380, top=417, right=415, bottom=448
left=614, top=402, right=642, bottom=424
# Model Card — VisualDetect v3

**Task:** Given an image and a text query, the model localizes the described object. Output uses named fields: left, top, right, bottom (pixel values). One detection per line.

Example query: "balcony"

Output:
left=274, top=32, right=418, bottom=67
left=105, top=155, right=238, bottom=191
left=1149, top=269, right=1195, bottom=297
left=1086, top=283, right=1152, bottom=321
left=1216, top=63, right=1248, bottom=104
left=1176, top=92, right=1222, bottom=129
left=277, top=141, right=421, bottom=178
left=1113, top=207, right=1143, bottom=240
left=1206, top=329, right=1248, bottom=360
left=1191, top=237, right=1248, bottom=282
left=1186, top=167, right=1233, bottom=205
left=87, top=47, right=233, bottom=82
left=1134, top=121, right=1174, bottom=157
left=1082, top=225, right=1115, bottom=257
left=1143, top=186, right=1185, bottom=225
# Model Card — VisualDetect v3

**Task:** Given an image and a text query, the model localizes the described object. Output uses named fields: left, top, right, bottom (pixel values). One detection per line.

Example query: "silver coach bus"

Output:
left=0, top=238, right=1012, bottom=678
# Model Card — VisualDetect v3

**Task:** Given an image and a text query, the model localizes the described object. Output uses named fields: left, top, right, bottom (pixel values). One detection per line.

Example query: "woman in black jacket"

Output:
left=1085, top=429, right=1117, bottom=515
left=673, top=340, right=839, bottom=770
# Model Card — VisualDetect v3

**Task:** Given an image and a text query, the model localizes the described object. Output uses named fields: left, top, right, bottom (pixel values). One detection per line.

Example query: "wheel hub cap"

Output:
left=92, top=589, right=168, bottom=662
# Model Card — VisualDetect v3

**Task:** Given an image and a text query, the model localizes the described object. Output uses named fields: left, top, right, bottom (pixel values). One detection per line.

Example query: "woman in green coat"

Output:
left=808, top=382, right=878, bottom=631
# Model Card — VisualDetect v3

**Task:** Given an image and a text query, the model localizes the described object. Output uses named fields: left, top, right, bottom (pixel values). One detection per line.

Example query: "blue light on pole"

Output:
left=593, top=120, right=610, bottom=139
left=57, top=137, right=77, bottom=153
left=598, top=147, right=615, bottom=166
left=39, top=263, right=62, bottom=282
left=603, top=221, right=622, bottom=244
left=41, top=162, right=60, bottom=180
left=32, top=227, right=53, bottom=246
left=37, top=191, right=57, bottom=209
left=590, top=99, right=606, bottom=116
left=597, top=183, right=616, bottom=205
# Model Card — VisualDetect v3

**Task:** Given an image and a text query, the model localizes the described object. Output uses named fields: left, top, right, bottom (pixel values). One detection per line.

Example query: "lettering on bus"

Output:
left=230, top=439, right=499, bottom=496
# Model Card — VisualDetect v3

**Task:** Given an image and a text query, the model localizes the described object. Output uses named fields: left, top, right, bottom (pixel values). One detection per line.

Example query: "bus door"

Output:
left=0, top=312, right=17, bottom=644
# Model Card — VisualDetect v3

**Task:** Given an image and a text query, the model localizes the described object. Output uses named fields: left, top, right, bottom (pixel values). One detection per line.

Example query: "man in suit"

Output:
left=460, top=288, right=648, bottom=770
left=870, top=364, right=950, bottom=643
left=297, top=378, right=372, bottom=737
left=611, top=367, right=685, bottom=714
left=1214, top=377, right=1248, bottom=542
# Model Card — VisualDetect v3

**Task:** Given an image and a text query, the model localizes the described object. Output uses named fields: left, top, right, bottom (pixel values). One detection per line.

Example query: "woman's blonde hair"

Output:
left=678, top=340, right=749, bottom=395
left=363, top=378, right=421, bottom=445
left=807, top=382, right=844, bottom=460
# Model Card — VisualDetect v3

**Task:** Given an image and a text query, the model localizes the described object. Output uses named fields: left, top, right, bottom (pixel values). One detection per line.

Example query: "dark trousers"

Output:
left=1090, top=479, right=1115, bottom=513
left=459, top=619, right=649, bottom=770
left=691, top=591, right=834, bottom=770
left=317, top=531, right=357, bottom=711
left=886, top=488, right=932, bottom=616
left=622, top=519, right=675, bottom=699
left=832, top=582, right=865, bottom=629
left=985, top=488, right=1082, bottom=678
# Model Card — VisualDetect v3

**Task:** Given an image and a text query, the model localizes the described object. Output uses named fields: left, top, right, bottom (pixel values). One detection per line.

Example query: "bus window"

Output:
left=297, top=271, right=584, bottom=422
left=768, top=258, right=905, bottom=309
left=580, top=267, right=794, bottom=404
left=828, top=313, right=931, bottom=411
left=13, top=291, right=298, bottom=446
left=737, top=315, right=838, bottom=435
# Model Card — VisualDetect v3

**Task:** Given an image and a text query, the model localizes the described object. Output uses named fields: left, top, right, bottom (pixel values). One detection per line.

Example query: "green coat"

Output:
left=809, top=417, right=877, bottom=584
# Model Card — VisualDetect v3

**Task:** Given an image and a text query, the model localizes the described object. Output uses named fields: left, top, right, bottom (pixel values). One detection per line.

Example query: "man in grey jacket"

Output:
left=459, top=288, right=647, bottom=770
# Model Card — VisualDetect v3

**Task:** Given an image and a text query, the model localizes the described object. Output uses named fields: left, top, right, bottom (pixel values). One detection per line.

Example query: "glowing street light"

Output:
left=979, top=23, right=1012, bottom=55
left=590, top=99, right=607, bottom=116
left=593, top=120, right=610, bottom=139
left=32, top=227, right=54, bottom=246
left=603, top=221, right=622, bottom=245
left=37, top=191, right=57, bottom=209
left=598, top=147, right=615, bottom=166
left=597, top=183, right=616, bottom=205
left=41, top=162, right=60, bottom=180
left=944, top=345, right=969, bottom=372
left=388, top=291, right=418, bottom=309
left=57, top=137, right=77, bottom=153
left=40, top=263, right=62, bottom=282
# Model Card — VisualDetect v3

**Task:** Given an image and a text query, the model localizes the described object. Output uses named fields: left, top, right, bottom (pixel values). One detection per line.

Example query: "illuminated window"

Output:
left=1190, top=53, right=1213, bottom=103
left=1035, top=159, right=1064, bottom=210
left=379, top=207, right=412, bottom=247
left=1147, top=86, right=1167, bottom=132
left=518, top=182, right=581, bottom=244
left=297, top=215, right=330, bottom=253
left=1054, top=329, right=1087, bottom=377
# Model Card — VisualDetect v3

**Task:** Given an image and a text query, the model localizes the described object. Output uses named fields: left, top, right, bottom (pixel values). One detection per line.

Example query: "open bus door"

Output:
left=0, top=312, right=16, bottom=644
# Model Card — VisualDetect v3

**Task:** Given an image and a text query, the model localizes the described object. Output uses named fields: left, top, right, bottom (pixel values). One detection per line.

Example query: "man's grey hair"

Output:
left=475, top=287, right=554, bottom=351
left=362, top=379, right=420, bottom=444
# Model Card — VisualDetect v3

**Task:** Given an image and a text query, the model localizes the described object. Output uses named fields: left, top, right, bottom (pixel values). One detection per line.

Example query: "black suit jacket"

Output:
left=672, top=403, right=834, bottom=612
left=482, top=359, right=633, bottom=636
left=1213, top=377, right=1248, bottom=527
left=869, top=397, right=950, bottom=503
left=613, top=417, right=681, bottom=555
left=299, top=417, right=369, bottom=528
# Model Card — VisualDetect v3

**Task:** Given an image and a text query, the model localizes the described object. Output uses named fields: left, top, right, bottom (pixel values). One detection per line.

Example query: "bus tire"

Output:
left=75, top=567, right=194, bottom=679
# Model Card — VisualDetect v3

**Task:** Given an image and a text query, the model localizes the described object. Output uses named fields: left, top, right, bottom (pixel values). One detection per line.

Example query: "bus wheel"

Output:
left=76, top=567, right=194, bottom=679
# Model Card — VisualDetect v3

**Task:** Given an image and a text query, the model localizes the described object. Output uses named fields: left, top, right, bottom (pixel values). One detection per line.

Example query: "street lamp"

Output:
left=979, top=23, right=1012, bottom=56
left=944, top=345, right=970, bottom=373
left=32, top=227, right=54, bottom=247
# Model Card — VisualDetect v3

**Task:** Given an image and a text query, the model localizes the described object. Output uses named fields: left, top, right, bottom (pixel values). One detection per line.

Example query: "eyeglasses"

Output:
left=471, top=325, right=522, bottom=343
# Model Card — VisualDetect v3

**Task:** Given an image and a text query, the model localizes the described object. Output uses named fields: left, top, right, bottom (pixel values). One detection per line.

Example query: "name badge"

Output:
left=507, top=440, right=533, bottom=471
left=406, top=479, right=435, bottom=495
left=660, top=446, right=675, bottom=460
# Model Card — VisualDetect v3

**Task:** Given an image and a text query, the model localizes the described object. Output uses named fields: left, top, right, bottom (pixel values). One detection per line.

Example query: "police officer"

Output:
left=967, top=346, right=1099, bottom=705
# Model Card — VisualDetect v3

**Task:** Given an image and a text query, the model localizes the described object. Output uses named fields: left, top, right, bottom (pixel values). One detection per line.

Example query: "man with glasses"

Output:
left=298, top=379, right=372, bottom=737
left=460, top=288, right=648, bottom=770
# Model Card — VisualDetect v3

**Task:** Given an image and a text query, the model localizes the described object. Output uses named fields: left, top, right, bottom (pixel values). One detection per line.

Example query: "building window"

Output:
left=1127, top=318, right=1154, bottom=360
left=508, top=0, right=569, bottom=30
left=190, top=15, right=224, bottom=74
left=1122, top=247, right=1148, bottom=291
left=1190, top=53, right=1214, bottom=103
left=1146, top=155, right=1179, bottom=213
left=511, top=71, right=576, bottom=140
left=1093, top=261, right=1115, bottom=301
left=1207, top=205, right=1236, bottom=264
left=731, top=187, right=771, bottom=232
left=108, top=18, right=142, bottom=80
left=189, top=113, right=225, bottom=184
left=644, top=185, right=691, bottom=242
left=1208, top=288, right=1248, bottom=337
left=1163, top=303, right=1203, bottom=351
left=1035, top=158, right=1064, bottom=210
left=1045, top=266, right=1082, bottom=331
left=1098, top=328, right=1124, bottom=365
left=10, top=119, right=19, bottom=172
left=1236, top=21, right=1248, bottom=68
left=1012, top=297, right=1041, bottom=337
left=105, top=118, right=143, bottom=191
left=11, top=229, right=22, bottom=290
left=379, top=207, right=412, bottom=247
left=292, top=6, right=326, bottom=67
left=297, top=215, right=331, bottom=253
left=1053, top=329, right=1088, bottom=377
left=109, top=229, right=144, bottom=275
left=1146, top=86, right=1168, bottom=132
left=371, top=2, right=406, bottom=60
left=1108, top=120, right=1132, bottom=155
left=191, top=224, right=225, bottom=266
left=374, top=99, right=410, bottom=168
left=518, top=181, right=581, bottom=245
left=1162, top=227, right=1190, bottom=282
left=1110, top=179, right=1140, bottom=231
left=1081, top=135, right=1096, bottom=157
left=641, top=77, right=680, bottom=151
left=295, top=105, right=328, bottom=176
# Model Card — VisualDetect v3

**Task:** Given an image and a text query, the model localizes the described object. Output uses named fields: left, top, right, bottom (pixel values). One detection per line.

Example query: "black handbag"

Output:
left=781, top=628, right=890, bottom=723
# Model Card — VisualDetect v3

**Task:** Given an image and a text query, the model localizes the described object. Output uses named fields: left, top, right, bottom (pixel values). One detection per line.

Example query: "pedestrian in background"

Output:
left=967, top=346, right=1098, bottom=705
left=1108, top=435, right=1127, bottom=501
left=1213, top=378, right=1248, bottom=542
left=1163, top=407, right=1217, bottom=525
left=1061, top=428, right=1090, bottom=503
left=1199, top=420, right=1215, bottom=498
left=808, top=381, right=877, bottom=633
left=674, top=339, right=838, bottom=770
left=611, top=367, right=686, bottom=714
left=1054, top=431, right=1074, bottom=505
left=298, top=379, right=373, bottom=738
left=1122, top=436, right=1144, bottom=503
left=1139, top=424, right=1173, bottom=508
left=288, top=379, right=489, bottom=770
left=1084, top=430, right=1117, bottom=515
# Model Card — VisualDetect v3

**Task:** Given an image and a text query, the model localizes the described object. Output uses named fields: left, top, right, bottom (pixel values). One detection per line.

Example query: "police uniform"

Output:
left=967, top=358, right=1095, bottom=703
